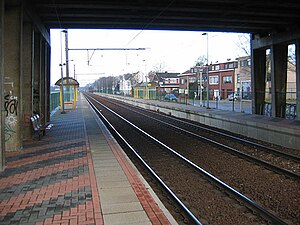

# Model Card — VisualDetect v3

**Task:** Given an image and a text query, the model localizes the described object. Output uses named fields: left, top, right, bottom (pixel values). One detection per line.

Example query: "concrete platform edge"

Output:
left=81, top=94, right=178, bottom=225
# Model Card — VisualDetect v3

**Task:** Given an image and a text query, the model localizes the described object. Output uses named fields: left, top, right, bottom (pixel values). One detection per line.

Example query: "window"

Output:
left=240, top=60, right=249, bottom=67
left=223, top=76, right=232, bottom=84
left=209, top=76, right=219, bottom=84
left=237, top=74, right=240, bottom=83
left=181, top=79, right=186, bottom=84
left=229, top=63, right=234, bottom=69
left=215, top=65, right=220, bottom=70
left=189, top=77, right=196, bottom=83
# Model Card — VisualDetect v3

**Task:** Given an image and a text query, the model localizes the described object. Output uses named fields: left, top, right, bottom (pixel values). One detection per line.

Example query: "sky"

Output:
left=50, top=29, right=249, bottom=87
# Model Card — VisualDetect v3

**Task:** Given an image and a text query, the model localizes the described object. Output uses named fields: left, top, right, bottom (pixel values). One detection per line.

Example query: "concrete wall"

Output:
left=4, top=5, right=22, bottom=151
left=0, top=0, right=5, bottom=169
left=1, top=1, right=51, bottom=156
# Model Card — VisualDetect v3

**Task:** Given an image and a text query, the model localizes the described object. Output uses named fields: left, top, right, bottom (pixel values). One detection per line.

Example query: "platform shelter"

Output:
left=55, top=77, right=79, bottom=109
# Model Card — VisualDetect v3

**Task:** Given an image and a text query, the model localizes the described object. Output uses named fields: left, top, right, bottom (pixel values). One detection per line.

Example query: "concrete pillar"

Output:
left=33, top=32, right=41, bottom=115
left=22, top=22, right=34, bottom=140
left=0, top=0, right=5, bottom=168
left=251, top=46, right=266, bottom=115
left=4, top=5, right=23, bottom=151
left=45, top=43, right=51, bottom=122
left=270, top=44, right=288, bottom=118
left=296, top=39, right=300, bottom=121
left=40, top=39, right=46, bottom=124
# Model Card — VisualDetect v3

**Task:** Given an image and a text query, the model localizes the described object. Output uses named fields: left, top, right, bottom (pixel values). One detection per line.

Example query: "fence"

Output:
left=50, top=92, right=60, bottom=112
left=158, top=89, right=297, bottom=120
left=264, top=103, right=297, bottom=120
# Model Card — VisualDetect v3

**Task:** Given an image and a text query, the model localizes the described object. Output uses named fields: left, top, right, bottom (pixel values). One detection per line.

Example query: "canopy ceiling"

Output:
left=18, top=0, right=300, bottom=35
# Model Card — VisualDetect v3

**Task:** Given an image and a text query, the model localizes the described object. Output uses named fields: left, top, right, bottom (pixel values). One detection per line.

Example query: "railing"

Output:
left=50, top=92, right=60, bottom=112
left=158, top=89, right=297, bottom=120
left=109, top=89, right=297, bottom=120
left=264, top=103, right=297, bottom=120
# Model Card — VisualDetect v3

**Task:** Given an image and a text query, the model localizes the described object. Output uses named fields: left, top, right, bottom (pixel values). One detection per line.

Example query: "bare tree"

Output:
left=152, top=61, right=167, bottom=73
left=235, top=33, right=251, bottom=56
left=147, top=71, right=157, bottom=82
left=288, top=44, right=296, bottom=72
left=194, top=55, right=207, bottom=66
left=236, top=34, right=295, bottom=67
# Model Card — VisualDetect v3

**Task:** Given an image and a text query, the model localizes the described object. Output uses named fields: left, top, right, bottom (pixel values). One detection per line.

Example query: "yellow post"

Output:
left=60, top=86, right=63, bottom=108
left=73, top=86, right=77, bottom=108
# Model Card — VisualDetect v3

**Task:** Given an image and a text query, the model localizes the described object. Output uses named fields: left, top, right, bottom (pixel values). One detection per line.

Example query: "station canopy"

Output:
left=55, top=77, right=79, bottom=86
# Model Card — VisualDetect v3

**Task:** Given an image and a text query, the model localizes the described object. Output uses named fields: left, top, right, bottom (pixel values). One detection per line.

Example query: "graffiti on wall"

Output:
left=4, top=124, right=16, bottom=142
left=4, top=93, right=18, bottom=142
left=4, top=94, right=18, bottom=116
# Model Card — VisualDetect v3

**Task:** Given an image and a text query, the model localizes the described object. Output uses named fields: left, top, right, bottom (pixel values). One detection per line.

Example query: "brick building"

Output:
left=207, top=60, right=238, bottom=100
left=235, top=56, right=251, bottom=99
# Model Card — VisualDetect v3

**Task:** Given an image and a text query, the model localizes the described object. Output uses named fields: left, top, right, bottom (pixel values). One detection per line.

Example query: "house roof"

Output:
left=178, top=70, right=196, bottom=77
left=157, top=73, right=180, bottom=79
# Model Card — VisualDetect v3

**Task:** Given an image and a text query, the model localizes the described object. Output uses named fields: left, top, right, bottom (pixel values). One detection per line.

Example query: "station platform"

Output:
left=0, top=95, right=177, bottom=225
left=104, top=94, right=300, bottom=150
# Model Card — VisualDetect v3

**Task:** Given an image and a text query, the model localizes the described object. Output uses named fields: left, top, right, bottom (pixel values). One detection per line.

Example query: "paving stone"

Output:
left=0, top=96, right=174, bottom=225
left=6, top=141, right=85, bottom=163
left=0, top=151, right=87, bottom=179
left=0, top=188, right=92, bottom=224
left=0, top=165, right=87, bottom=201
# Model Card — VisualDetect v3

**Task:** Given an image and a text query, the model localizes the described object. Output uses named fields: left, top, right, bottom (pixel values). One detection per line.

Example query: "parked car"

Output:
left=228, top=93, right=240, bottom=101
left=164, top=94, right=177, bottom=102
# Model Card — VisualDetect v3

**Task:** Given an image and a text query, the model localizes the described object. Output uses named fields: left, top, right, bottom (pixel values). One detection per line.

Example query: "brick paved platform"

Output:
left=0, top=94, right=177, bottom=225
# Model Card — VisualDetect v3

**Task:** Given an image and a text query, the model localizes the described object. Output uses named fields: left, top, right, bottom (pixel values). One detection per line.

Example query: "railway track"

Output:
left=102, top=94, right=300, bottom=173
left=84, top=93, right=299, bottom=225
left=97, top=94, right=300, bottom=177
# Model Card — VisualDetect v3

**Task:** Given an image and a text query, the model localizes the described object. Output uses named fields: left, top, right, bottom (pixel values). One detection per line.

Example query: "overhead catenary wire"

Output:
left=125, top=0, right=176, bottom=46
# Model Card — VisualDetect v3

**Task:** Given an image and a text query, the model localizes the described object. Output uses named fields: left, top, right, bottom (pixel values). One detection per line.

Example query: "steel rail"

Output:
left=155, top=110, right=300, bottom=162
left=84, top=95, right=203, bottom=225
left=84, top=93, right=290, bottom=225
left=94, top=95, right=299, bottom=179
left=107, top=95, right=300, bottom=162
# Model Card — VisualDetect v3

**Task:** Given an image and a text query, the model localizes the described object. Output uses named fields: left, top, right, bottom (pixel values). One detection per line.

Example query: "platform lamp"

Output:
left=59, top=63, right=66, bottom=114
left=60, top=29, right=68, bottom=114
left=202, top=32, right=209, bottom=108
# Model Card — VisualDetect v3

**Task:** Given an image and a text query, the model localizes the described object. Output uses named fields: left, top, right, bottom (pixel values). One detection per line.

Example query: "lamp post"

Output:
left=59, top=63, right=66, bottom=114
left=196, top=66, right=203, bottom=107
left=59, top=29, right=67, bottom=114
left=202, top=32, right=209, bottom=108
left=73, top=64, right=76, bottom=79
left=143, top=59, right=147, bottom=82
left=62, top=29, right=70, bottom=78
left=67, top=59, right=75, bottom=79
left=199, top=70, right=203, bottom=107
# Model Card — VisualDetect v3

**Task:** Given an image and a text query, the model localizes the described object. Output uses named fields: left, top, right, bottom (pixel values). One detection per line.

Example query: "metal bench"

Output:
left=30, top=114, right=53, bottom=140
